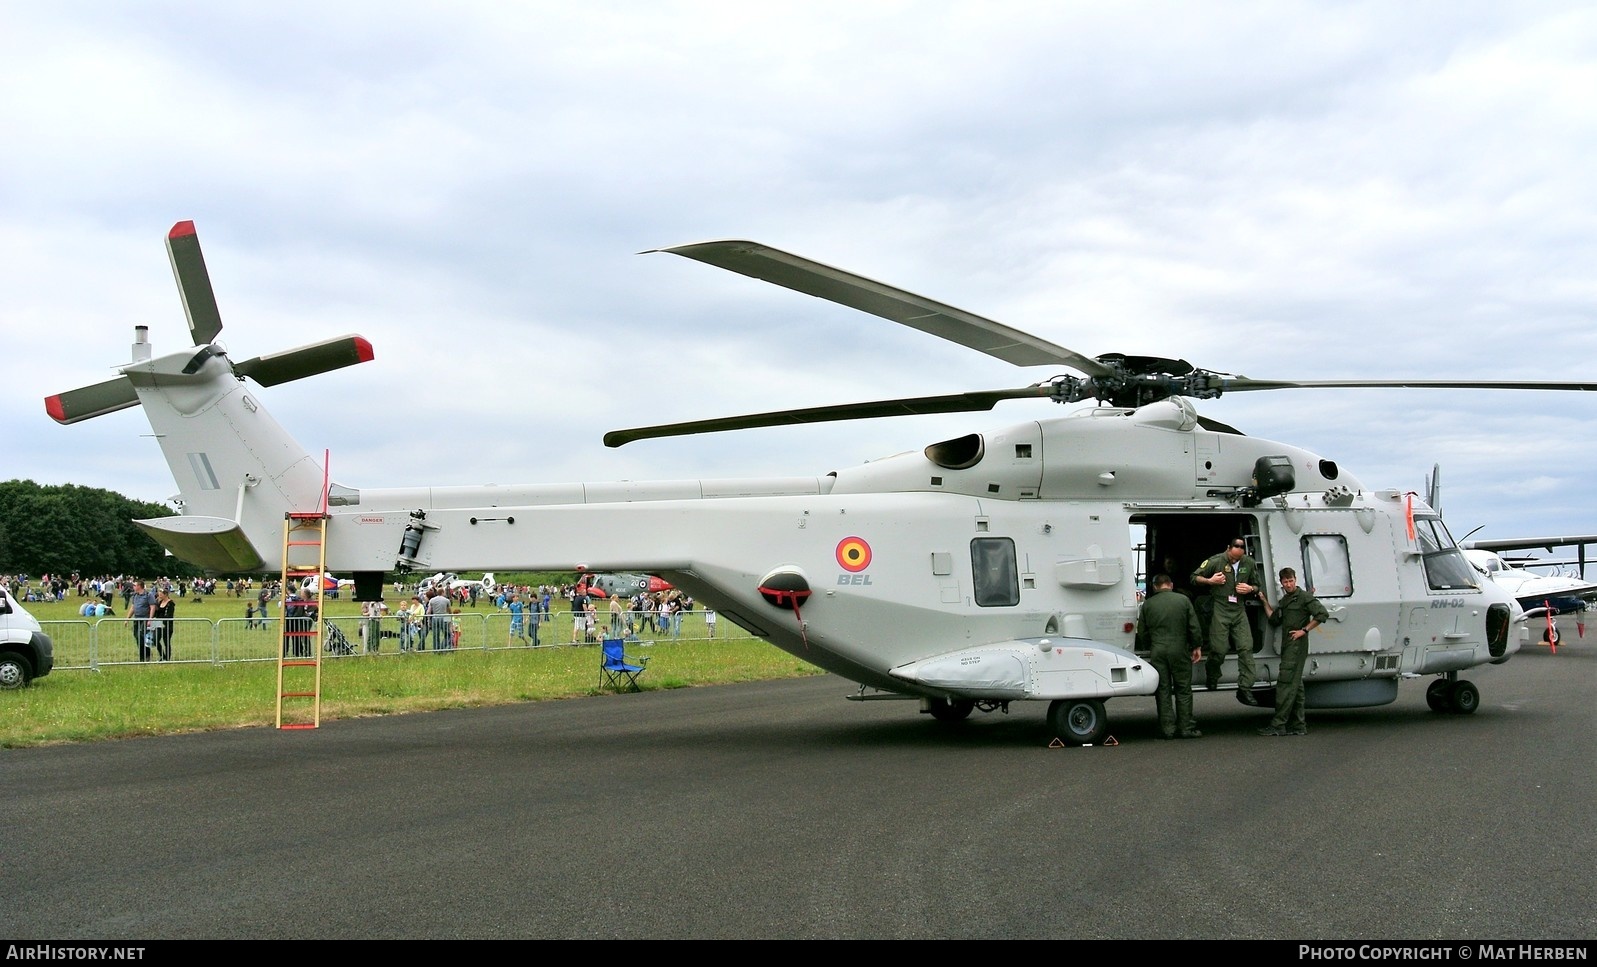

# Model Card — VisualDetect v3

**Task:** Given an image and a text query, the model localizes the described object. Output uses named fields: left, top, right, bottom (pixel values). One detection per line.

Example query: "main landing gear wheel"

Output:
left=928, top=698, right=975, bottom=722
left=1047, top=698, right=1108, bottom=745
left=1425, top=679, right=1451, bottom=713
left=1447, top=680, right=1480, bottom=715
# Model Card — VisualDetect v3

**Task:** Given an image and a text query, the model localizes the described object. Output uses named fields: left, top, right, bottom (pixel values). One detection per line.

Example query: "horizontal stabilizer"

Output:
left=234, top=335, right=375, bottom=386
left=133, top=516, right=265, bottom=573
left=44, top=375, right=138, bottom=425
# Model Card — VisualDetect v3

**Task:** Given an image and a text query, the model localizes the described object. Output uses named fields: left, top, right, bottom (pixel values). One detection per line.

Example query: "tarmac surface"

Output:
left=4, top=639, right=1594, bottom=940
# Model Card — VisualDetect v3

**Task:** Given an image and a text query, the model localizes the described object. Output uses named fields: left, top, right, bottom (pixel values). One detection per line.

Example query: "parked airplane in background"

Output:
left=1460, top=546, right=1597, bottom=613
left=1426, top=467, right=1595, bottom=645
left=1460, top=534, right=1597, bottom=646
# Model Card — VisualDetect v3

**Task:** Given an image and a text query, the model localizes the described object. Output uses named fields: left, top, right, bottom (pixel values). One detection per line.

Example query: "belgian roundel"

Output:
left=836, top=536, right=872, bottom=572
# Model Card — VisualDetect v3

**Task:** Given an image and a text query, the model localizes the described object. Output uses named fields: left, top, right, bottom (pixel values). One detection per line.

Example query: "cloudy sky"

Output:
left=4, top=1, right=1595, bottom=548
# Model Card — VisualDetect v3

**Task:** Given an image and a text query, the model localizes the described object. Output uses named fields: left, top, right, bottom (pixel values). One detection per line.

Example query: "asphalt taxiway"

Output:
left=4, top=642, right=1593, bottom=939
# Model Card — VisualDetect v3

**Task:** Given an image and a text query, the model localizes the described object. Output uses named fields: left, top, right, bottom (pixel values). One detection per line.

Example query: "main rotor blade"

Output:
left=44, top=375, right=138, bottom=425
left=651, top=240, right=1113, bottom=377
left=166, top=220, right=224, bottom=346
left=605, top=385, right=1057, bottom=447
left=1221, top=377, right=1597, bottom=393
left=233, top=335, right=375, bottom=386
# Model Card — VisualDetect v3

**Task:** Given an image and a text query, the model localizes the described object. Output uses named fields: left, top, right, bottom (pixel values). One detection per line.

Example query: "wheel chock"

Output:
left=1046, top=735, right=1120, bottom=749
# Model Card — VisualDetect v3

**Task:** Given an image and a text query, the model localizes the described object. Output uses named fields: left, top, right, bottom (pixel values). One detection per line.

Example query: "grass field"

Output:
left=2, top=589, right=824, bottom=748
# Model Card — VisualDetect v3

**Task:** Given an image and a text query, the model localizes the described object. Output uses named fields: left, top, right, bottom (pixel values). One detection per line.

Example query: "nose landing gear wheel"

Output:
left=1047, top=698, right=1108, bottom=745
left=1447, top=679, right=1480, bottom=715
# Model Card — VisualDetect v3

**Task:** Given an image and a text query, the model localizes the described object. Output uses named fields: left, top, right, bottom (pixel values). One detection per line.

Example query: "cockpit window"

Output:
left=1414, top=517, right=1479, bottom=591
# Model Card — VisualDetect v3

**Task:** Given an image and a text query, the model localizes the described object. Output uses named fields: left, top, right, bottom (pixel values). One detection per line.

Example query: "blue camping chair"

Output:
left=599, top=638, right=650, bottom=692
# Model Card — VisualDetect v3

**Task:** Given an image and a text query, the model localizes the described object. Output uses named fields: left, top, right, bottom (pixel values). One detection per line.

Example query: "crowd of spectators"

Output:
left=4, top=572, right=715, bottom=652
left=1, top=572, right=254, bottom=605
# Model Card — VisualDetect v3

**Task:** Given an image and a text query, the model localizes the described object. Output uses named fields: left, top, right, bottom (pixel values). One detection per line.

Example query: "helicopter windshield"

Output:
left=1413, top=517, right=1479, bottom=592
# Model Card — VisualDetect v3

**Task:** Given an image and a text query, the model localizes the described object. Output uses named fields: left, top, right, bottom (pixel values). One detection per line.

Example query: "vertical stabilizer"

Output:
left=45, top=222, right=376, bottom=573
left=125, top=345, right=325, bottom=572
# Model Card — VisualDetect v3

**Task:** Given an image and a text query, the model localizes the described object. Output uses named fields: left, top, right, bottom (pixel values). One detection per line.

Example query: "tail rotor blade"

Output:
left=44, top=375, right=138, bottom=424
left=167, top=220, right=224, bottom=346
left=233, top=335, right=375, bottom=386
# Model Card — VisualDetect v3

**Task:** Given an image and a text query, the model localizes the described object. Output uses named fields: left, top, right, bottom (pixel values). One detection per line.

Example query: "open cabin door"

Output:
left=1130, top=511, right=1268, bottom=665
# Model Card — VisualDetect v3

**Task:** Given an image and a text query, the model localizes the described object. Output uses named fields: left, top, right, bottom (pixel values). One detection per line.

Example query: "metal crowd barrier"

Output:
left=42, top=608, right=729, bottom=671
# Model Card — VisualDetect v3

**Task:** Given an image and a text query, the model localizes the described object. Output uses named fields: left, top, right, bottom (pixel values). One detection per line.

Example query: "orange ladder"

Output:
left=277, top=512, right=328, bottom=729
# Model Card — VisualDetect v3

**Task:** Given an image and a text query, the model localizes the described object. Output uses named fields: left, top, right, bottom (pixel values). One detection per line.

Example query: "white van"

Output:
left=0, top=586, right=54, bottom=688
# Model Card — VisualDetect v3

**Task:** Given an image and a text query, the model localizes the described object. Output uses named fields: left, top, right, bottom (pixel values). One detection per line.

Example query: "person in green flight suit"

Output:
left=1191, top=538, right=1266, bottom=704
left=1258, top=567, right=1329, bottom=736
left=1136, top=573, right=1206, bottom=739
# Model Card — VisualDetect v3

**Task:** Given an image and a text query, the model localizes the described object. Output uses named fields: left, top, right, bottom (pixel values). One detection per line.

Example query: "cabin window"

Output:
left=1413, top=517, right=1479, bottom=592
left=1301, top=535, right=1354, bottom=598
left=971, top=537, right=1020, bottom=607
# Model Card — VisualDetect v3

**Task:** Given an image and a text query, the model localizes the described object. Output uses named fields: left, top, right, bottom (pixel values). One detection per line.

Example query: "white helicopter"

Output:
left=417, top=571, right=498, bottom=598
left=47, top=222, right=1597, bottom=743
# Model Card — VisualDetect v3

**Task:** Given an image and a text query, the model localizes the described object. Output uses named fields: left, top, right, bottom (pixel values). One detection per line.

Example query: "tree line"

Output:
left=0, top=479, right=200, bottom=579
